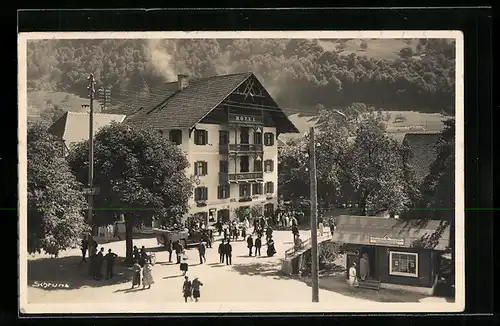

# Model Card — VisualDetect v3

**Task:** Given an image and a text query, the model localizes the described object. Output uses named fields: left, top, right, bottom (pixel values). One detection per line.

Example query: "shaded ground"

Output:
left=302, top=275, right=426, bottom=303
left=27, top=255, right=130, bottom=291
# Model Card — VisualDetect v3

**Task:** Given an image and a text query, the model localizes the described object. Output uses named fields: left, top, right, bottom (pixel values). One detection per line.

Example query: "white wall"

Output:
left=161, top=123, right=278, bottom=221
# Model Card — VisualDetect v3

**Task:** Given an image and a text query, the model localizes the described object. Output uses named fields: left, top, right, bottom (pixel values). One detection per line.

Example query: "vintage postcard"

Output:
left=18, top=31, right=464, bottom=314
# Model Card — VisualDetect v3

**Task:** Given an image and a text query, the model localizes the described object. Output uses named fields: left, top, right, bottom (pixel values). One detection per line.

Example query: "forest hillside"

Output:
left=26, top=38, right=456, bottom=121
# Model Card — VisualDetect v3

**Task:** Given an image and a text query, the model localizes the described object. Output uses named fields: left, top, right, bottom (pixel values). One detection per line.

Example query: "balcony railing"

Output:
left=219, top=144, right=263, bottom=154
left=219, top=172, right=264, bottom=183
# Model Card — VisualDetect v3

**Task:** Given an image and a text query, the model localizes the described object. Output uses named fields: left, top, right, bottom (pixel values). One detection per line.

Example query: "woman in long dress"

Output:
left=266, top=237, right=277, bottom=257
left=348, top=262, right=357, bottom=286
left=318, top=220, right=324, bottom=236
left=180, top=250, right=189, bottom=276
left=130, top=261, right=142, bottom=289
left=142, top=262, right=154, bottom=289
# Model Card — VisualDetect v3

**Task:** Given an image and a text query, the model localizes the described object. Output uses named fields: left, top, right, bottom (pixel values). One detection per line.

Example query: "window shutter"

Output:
left=204, top=161, right=208, bottom=175
left=194, top=162, right=198, bottom=175
left=195, top=188, right=199, bottom=200
left=204, top=130, right=208, bottom=144
left=270, top=160, right=274, bottom=172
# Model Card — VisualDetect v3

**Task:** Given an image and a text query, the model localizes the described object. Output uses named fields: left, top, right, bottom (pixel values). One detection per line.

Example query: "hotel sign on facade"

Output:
left=228, top=114, right=262, bottom=125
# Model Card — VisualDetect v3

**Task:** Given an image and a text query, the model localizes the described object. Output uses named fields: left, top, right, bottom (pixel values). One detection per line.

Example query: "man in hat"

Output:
left=182, top=276, right=192, bottom=302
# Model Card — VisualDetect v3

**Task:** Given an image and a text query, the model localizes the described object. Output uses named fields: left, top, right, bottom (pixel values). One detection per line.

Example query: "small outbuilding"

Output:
left=330, top=215, right=451, bottom=295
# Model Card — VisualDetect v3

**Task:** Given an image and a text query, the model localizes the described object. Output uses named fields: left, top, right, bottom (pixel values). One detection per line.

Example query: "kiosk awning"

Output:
left=331, top=215, right=451, bottom=251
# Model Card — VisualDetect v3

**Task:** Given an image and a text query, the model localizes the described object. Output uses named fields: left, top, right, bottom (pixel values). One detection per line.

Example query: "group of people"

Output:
left=246, top=233, right=276, bottom=257
left=130, top=245, right=156, bottom=289
left=182, top=276, right=203, bottom=302
left=80, top=236, right=119, bottom=281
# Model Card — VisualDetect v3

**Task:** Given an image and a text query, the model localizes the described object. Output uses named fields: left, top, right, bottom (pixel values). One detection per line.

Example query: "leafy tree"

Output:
left=279, top=104, right=412, bottom=216
left=399, top=46, right=414, bottom=58
left=249, top=204, right=263, bottom=219
left=347, top=113, right=411, bottom=215
left=27, top=123, right=89, bottom=256
left=67, top=122, right=194, bottom=263
left=233, top=206, right=251, bottom=222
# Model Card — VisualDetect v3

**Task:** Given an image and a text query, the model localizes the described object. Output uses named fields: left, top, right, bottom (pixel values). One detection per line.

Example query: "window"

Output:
left=194, top=187, right=208, bottom=201
left=265, top=181, right=274, bottom=194
left=168, top=129, right=182, bottom=145
left=264, top=132, right=275, bottom=146
left=240, top=127, right=250, bottom=144
left=219, top=160, right=228, bottom=173
left=194, top=161, right=208, bottom=176
left=254, top=159, right=263, bottom=172
left=389, top=251, right=418, bottom=277
left=254, top=132, right=262, bottom=145
left=264, top=159, right=274, bottom=172
left=252, top=183, right=263, bottom=195
left=217, top=185, right=230, bottom=199
left=239, top=184, right=251, bottom=197
left=219, top=130, right=229, bottom=145
left=194, top=130, right=208, bottom=145
left=240, top=156, right=249, bottom=173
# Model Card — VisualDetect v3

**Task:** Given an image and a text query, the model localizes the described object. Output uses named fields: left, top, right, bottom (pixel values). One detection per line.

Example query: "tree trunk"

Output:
left=124, top=217, right=134, bottom=265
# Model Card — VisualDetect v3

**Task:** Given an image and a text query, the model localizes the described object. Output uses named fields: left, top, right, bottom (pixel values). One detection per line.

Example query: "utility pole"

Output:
left=98, top=87, right=112, bottom=111
left=87, top=74, right=96, bottom=230
left=309, top=126, right=320, bottom=302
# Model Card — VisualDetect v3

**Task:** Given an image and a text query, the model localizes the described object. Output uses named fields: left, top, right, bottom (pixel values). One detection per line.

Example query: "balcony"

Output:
left=219, top=144, right=263, bottom=155
left=219, top=172, right=264, bottom=183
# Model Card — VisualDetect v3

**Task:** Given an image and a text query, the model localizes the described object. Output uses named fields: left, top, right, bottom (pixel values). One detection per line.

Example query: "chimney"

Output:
left=178, top=74, right=189, bottom=91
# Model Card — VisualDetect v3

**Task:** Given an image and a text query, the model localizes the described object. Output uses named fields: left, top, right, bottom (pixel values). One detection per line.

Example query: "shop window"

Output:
left=169, top=129, right=182, bottom=145
left=389, top=251, right=418, bottom=277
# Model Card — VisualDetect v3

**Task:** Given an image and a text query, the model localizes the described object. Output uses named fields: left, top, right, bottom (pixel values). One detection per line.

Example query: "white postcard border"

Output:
left=18, top=30, right=465, bottom=314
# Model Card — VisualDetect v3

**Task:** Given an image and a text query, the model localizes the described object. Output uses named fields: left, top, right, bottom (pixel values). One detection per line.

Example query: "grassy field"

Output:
left=281, top=110, right=447, bottom=143
left=318, top=39, right=416, bottom=60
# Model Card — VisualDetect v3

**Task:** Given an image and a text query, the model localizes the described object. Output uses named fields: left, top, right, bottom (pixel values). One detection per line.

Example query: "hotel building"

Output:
left=112, top=72, right=299, bottom=223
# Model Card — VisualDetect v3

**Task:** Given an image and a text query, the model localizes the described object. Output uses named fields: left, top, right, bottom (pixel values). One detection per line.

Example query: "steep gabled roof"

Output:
left=48, top=111, right=126, bottom=147
left=403, top=133, right=440, bottom=183
left=112, top=72, right=299, bottom=133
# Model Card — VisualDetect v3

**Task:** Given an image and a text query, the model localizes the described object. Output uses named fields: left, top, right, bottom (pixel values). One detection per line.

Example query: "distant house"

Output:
left=48, top=111, right=126, bottom=156
left=402, top=133, right=440, bottom=184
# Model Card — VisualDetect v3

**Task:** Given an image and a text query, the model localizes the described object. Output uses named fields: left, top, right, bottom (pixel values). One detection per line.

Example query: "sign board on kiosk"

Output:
left=369, top=235, right=405, bottom=246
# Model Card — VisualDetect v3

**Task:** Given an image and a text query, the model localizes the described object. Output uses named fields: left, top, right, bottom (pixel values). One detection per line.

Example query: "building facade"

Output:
left=113, top=72, right=299, bottom=224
